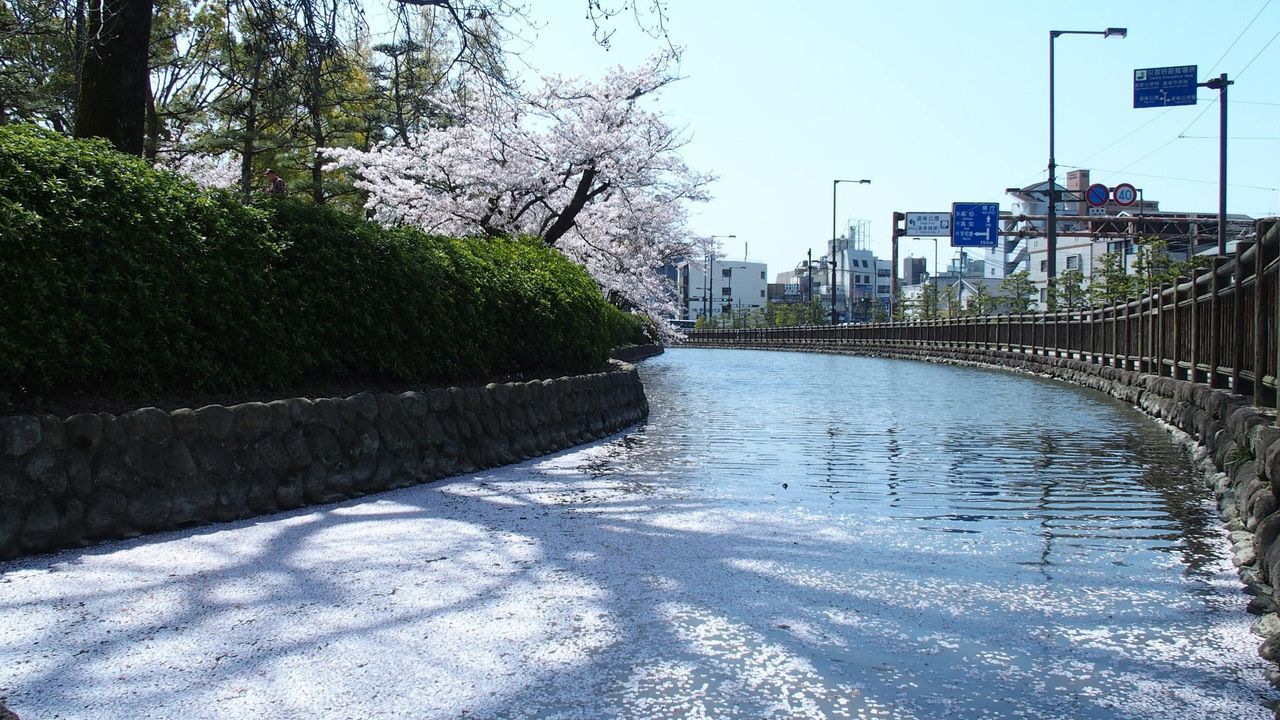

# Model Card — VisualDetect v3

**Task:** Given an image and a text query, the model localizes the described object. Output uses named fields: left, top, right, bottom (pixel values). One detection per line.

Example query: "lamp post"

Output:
left=1046, top=28, right=1126, bottom=294
left=932, top=238, right=939, bottom=285
left=705, top=234, right=736, bottom=324
left=832, top=179, right=871, bottom=325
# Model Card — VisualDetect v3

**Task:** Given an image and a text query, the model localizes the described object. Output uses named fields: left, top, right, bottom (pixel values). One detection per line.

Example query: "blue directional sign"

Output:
left=950, top=202, right=999, bottom=248
left=1134, top=65, right=1198, bottom=108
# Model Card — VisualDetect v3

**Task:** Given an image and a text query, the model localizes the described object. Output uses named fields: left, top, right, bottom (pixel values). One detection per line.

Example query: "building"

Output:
left=902, top=257, right=927, bottom=286
left=677, top=257, right=768, bottom=321
left=1000, top=168, right=1253, bottom=309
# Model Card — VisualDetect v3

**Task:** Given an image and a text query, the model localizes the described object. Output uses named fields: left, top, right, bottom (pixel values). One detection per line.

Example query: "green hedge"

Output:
left=0, top=125, right=634, bottom=406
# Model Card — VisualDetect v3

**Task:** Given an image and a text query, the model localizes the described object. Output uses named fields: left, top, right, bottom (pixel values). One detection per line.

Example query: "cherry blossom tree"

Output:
left=324, top=53, right=712, bottom=333
left=157, top=153, right=242, bottom=189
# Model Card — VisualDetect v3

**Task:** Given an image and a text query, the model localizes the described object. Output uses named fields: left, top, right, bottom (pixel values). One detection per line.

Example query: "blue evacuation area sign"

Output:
left=950, top=202, right=999, bottom=248
left=1134, top=65, right=1198, bottom=108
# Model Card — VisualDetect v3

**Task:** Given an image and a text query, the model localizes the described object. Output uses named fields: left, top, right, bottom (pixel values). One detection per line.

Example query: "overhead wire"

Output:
left=1080, top=0, right=1276, bottom=183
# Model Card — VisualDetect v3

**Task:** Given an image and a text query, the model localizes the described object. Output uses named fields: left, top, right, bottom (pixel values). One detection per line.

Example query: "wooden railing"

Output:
left=689, top=218, right=1280, bottom=413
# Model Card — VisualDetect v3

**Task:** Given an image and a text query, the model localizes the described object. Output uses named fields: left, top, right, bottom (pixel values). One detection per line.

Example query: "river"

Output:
left=1, top=347, right=1276, bottom=719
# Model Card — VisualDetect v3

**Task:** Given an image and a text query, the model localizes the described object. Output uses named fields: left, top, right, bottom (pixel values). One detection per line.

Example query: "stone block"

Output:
left=65, top=413, right=103, bottom=452
left=348, top=392, right=379, bottom=422
left=122, top=407, right=173, bottom=446
left=400, top=391, right=430, bottom=418
left=312, top=398, right=343, bottom=432
left=20, top=499, right=60, bottom=549
left=170, top=408, right=199, bottom=438
left=232, top=402, right=273, bottom=434
left=170, top=480, right=217, bottom=526
left=166, top=442, right=197, bottom=479
left=23, top=448, right=66, bottom=496
left=98, top=414, right=127, bottom=447
left=38, top=414, right=66, bottom=451
left=1250, top=493, right=1278, bottom=533
left=283, top=430, right=313, bottom=468
left=0, top=416, right=42, bottom=457
left=124, top=438, right=169, bottom=482
left=196, top=405, right=235, bottom=440
left=426, top=388, right=450, bottom=412
left=268, top=400, right=293, bottom=433
left=127, top=490, right=172, bottom=530
left=276, top=471, right=305, bottom=509
left=85, top=488, right=128, bottom=537
left=287, top=397, right=316, bottom=426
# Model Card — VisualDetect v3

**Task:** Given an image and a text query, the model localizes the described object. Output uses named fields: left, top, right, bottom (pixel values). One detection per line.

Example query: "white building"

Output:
left=999, top=169, right=1251, bottom=309
left=677, top=257, right=768, bottom=321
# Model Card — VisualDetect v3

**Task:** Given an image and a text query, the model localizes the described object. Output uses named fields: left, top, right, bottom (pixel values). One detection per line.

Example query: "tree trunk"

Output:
left=74, top=0, right=154, bottom=155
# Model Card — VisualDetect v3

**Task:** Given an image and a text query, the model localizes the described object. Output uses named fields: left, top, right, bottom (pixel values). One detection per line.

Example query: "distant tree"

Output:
left=1051, top=268, right=1089, bottom=311
left=1087, top=251, right=1135, bottom=307
left=1133, top=235, right=1206, bottom=292
left=913, top=281, right=940, bottom=320
left=890, top=287, right=906, bottom=321
left=1000, top=270, right=1036, bottom=313
left=966, top=283, right=996, bottom=316
left=0, top=0, right=82, bottom=132
left=942, top=283, right=958, bottom=318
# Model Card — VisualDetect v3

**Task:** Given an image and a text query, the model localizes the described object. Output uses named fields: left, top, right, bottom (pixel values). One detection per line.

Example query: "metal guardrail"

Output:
left=689, top=218, right=1279, bottom=416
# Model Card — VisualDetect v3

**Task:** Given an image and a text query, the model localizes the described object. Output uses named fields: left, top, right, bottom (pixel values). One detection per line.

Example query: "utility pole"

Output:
left=807, top=247, right=813, bottom=324
left=1199, top=73, right=1233, bottom=255
left=830, top=256, right=838, bottom=325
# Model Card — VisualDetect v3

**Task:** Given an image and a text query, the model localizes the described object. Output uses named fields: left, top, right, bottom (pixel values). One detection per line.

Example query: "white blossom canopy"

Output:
left=324, top=53, right=713, bottom=333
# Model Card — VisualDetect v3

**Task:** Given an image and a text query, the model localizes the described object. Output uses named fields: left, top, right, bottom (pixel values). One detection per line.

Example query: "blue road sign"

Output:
left=951, top=202, right=999, bottom=248
left=1134, top=65, right=1198, bottom=108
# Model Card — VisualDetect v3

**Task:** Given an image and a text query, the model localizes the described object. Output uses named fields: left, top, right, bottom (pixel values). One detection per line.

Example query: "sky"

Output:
left=367, top=1, right=1280, bottom=278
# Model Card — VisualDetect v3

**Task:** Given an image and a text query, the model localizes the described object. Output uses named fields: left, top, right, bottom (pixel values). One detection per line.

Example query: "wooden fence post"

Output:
left=1189, top=267, right=1206, bottom=383
left=1254, top=238, right=1270, bottom=407
left=1233, top=242, right=1252, bottom=394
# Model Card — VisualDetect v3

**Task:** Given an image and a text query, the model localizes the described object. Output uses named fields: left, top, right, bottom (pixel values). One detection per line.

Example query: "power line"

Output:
left=1206, top=0, right=1272, bottom=74
left=1060, top=164, right=1279, bottom=192
left=1082, top=1, right=1275, bottom=182
left=1235, top=27, right=1280, bottom=79
left=1180, top=135, right=1280, bottom=140
left=1076, top=109, right=1173, bottom=166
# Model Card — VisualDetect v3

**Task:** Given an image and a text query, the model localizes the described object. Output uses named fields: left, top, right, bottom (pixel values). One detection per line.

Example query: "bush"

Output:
left=0, top=125, right=629, bottom=406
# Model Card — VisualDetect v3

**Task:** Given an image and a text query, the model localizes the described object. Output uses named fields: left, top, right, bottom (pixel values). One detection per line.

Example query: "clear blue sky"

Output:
left=368, top=1, right=1280, bottom=277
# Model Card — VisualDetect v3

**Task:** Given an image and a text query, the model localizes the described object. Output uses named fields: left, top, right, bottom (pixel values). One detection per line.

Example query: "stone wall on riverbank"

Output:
left=0, top=362, right=649, bottom=560
left=683, top=338, right=1280, bottom=679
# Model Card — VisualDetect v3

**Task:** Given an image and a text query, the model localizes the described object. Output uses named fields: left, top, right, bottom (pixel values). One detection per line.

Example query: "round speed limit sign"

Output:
left=1113, top=183, right=1137, bottom=207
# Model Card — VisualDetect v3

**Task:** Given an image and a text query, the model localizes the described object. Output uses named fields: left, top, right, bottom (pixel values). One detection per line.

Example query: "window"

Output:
left=861, top=259, right=869, bottom=268
left=721, top=268, right=731, bottom=278
left=1066, top=254, right=1081, bottom=270
left=721, top=287, right=731, bottom=296
left=1039, top=260, right=1048, bottom=272
left=760, top=271, right=766, bottom=280
left=760, top=290, right=765, bottom=298
left=1039, top=288, right=1048, bottom=303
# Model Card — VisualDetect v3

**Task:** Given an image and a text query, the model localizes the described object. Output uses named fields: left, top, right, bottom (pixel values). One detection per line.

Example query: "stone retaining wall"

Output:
left=609, top=343, right=664, bottom=364
left=685, top=338, right=1280, bottom=679
left=0, top=362, right=649, bottom=559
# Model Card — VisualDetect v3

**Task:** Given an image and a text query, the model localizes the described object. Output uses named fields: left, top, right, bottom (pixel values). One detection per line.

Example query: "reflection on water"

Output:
left=564, top=348, right=1276, bottom=718
left=623, top=348, right=1222, bottom=576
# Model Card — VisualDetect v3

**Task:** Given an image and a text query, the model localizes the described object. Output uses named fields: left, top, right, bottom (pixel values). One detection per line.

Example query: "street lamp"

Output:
left=1046, top=28, right=1126, bottom=292
left=705, top=234, right=736, bottom=324
left=832, top=179, right=870, bottom=324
